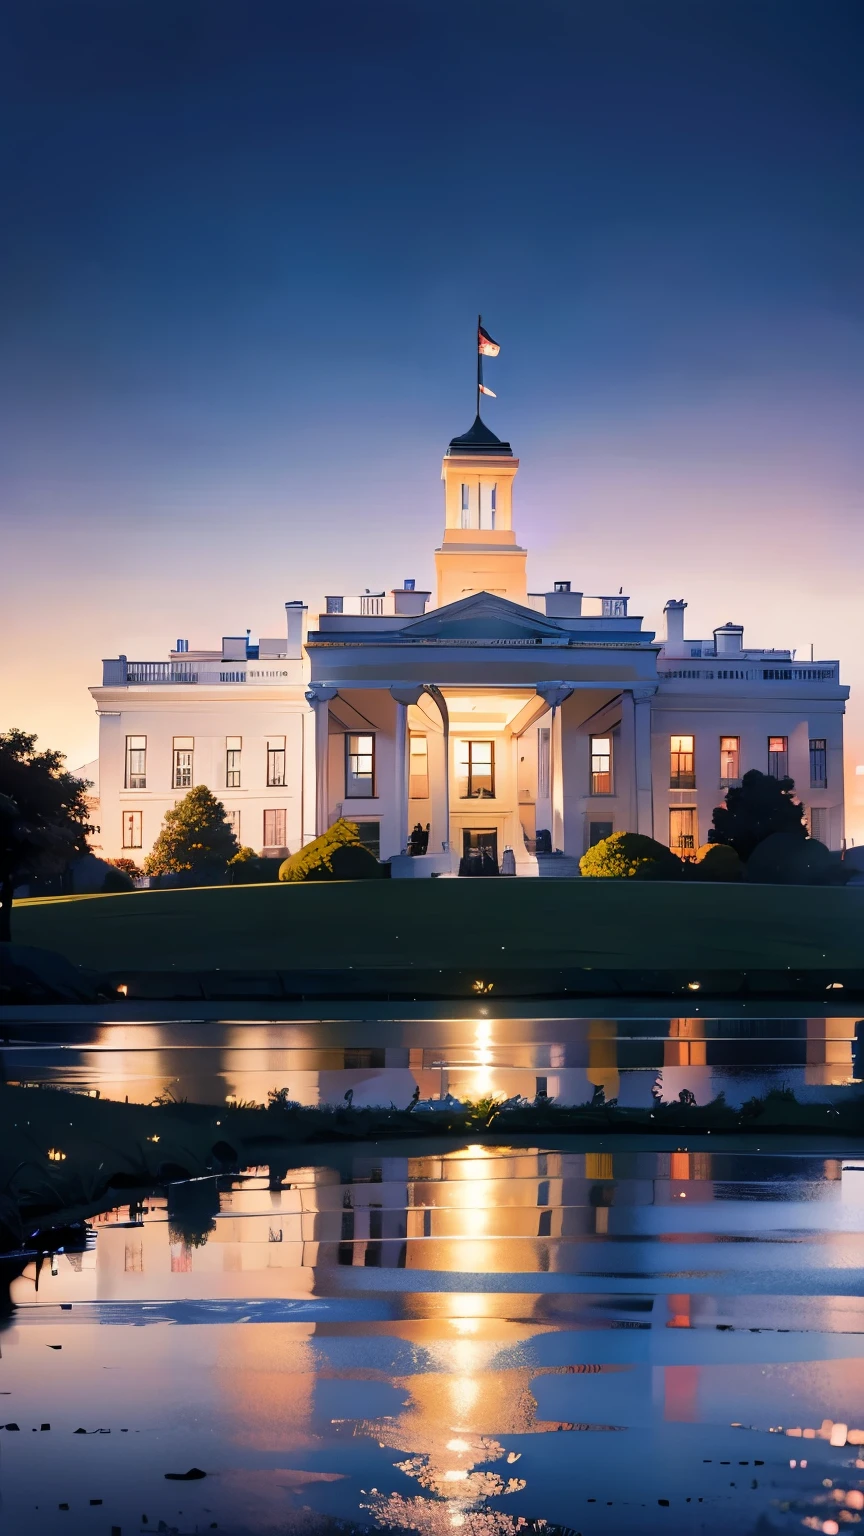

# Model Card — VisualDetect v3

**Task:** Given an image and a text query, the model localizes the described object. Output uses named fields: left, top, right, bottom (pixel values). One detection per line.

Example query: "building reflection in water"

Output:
left=9, top=1141, right=864, bottom=1532
left=1, top=1012, right=859, bottom=1112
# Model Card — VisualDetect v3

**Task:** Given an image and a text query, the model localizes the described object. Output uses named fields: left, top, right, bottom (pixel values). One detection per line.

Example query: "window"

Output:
left=461, top=481, right=486, bottom=530
left=537, top=727, right=551, bottom=799
left=409, top=734, right=429, bottom=798
left=173, top=736, right=193, bottom=789
left=809, top=738, right=827, bottom=789
left=225, top=808, right=240, bottom=841
left=669, top=807, right=697, bottom=857
left=588, top=820, right=613, bottom=848
left=263, top=808, right=287, bottom=848
left=122, top=810, right=142, bottom=848
left=226, top=736, right=242, bottom=788
left=346, top=733, right=375, bottom=797
left=353, top=821, right=380, bottom=859
left=720, top=735, right=740, bottom=785
left=590, top=735, right=613, bottom=794
left=267, top=736, right=286, bottom=786
left=810, top=806, right=829, bottom=843
left=125, top=735, right=146, bottom=789
left=480, top=482, right=496, bottom=529
left=456, top=740, right=495, bottom=798
left=768, top=735, right=788, bottom=778
left=670, top=734, right=695, bottom=789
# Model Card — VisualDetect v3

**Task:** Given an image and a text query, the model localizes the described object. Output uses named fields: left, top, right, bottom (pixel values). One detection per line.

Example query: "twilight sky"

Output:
left=2, top=1, right=864, bottom=832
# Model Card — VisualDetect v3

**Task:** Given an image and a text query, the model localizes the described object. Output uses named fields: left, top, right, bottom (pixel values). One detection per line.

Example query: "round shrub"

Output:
left=229, top=845, right=258, bottom=864
left=580, top=832, right=682, bottom=880
left=279, top=818, right=383, bottom=882
left=692, top=843, right=744, bottom=882
left=745, top=832, right=833, bottom=885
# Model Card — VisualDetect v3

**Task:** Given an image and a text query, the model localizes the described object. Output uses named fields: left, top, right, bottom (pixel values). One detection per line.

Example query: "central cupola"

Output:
left=435, top=415, right=526, bottom=608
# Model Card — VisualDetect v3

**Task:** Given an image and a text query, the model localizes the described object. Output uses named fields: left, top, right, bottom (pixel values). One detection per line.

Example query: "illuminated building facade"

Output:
left=92, top=413, right=849, bottom=866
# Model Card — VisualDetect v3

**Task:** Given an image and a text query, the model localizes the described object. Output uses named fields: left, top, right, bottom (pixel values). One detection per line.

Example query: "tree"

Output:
left=579, top=831, right=682, bottom=879
left=0, top=729, right=94, bottom=942
left=144, top=785, right=238, bottom=878
left=708, top=770, right=807, bottom=862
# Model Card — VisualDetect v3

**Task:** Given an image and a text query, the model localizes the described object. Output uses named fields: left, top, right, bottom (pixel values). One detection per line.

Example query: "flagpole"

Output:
left=476, top=311, right=481, bottom=418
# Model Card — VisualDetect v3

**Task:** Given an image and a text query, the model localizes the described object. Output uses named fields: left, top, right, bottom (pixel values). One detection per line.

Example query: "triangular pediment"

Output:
left=402, top=592, right=564, bottom=641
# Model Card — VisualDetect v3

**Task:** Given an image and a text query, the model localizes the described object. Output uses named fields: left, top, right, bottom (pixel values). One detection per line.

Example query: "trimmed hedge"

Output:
left=580, top=831, right=683, bottom=880
left=692, top=843, right=744, bottom=882
left=279, top=818, right=384, bottom=883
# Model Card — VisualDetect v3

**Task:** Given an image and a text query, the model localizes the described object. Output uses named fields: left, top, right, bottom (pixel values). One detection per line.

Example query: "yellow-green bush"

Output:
left=229, top=845, right=258, bottom=864
left=279, top=818, right=382, bottom=882
left=579, top=831, right=682, bottom=879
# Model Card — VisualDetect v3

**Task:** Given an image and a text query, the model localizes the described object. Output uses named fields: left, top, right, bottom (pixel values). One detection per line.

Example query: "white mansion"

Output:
left=91, top=412, right=849, bottom=874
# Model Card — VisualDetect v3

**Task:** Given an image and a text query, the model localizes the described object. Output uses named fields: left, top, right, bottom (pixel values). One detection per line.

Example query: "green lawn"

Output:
left=11, top=878, right=864, bottom=974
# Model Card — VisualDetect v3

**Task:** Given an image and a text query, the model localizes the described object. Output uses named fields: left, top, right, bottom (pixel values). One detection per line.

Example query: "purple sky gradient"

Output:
left=2, top=0, right=863, bottom=833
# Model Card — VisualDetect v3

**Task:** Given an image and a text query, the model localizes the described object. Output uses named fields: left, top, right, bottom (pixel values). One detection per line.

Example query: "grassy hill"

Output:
left=10, top=879, right=864, bottom=975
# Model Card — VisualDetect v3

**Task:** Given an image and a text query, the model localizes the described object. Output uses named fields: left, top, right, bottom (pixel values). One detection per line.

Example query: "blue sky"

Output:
left=2, top=0, right=863, bottom=824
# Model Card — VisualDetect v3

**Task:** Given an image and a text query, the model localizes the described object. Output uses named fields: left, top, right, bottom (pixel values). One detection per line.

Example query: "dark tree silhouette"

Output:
left=0, top=729, right=94, bottom=942
left=144, top=785, right=238, bottom=877
left=708, top=769, right=807, bottom=862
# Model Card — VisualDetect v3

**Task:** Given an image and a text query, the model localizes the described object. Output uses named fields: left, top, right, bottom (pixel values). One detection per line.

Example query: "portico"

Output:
left=305, top=589, right=659, bottom=872
left=92, top=398, right=849, bottom=868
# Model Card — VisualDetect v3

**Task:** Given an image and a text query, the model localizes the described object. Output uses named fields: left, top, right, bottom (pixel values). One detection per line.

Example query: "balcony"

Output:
left=324, top=593, right=386, bottom=616
left=660, top=663, right=839, bottom=684
left=101, top=660, right=248, bottom=685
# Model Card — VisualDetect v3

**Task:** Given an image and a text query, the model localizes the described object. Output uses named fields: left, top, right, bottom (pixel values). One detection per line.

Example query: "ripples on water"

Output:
left=3, top=1143, right=864, bottom=1534
left=1, top=1008, right=861, bottom=1108
left=2, top=1012, right=864, bottom=1534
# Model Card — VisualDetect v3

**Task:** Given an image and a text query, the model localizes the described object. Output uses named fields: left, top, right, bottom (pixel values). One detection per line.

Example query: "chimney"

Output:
left=391, top=582, right=431, bottom=617
left=664, top=599, right=687, bottom=643
left=714, top=621, right=744, bottom=655
left=285, top=601, right=307, bottom=658
left=544, top=582, right=583, bottom=618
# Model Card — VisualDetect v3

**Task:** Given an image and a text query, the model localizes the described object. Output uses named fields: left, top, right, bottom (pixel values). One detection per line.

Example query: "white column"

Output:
left=536, top=684, right=574, bottom=853
left=390, top=686, right=424, bottom=858
left=424, top=685, right=451, bottom=853
left=619, top=691, right=637, bottom=833
left=305, top=687, right=337, bottom=837
left=394, top=700, right=408, bottom=854
left=632, top=686, right=656, bottom=836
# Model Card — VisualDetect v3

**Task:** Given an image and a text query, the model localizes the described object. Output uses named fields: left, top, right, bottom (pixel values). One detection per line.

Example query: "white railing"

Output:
left=324, top=593, right=386, bottom=617
left=127, top=662, right=199, bottom=684
left=103, top=660, right=250, bottom=685
left=660, top=665, right=838, bottom=684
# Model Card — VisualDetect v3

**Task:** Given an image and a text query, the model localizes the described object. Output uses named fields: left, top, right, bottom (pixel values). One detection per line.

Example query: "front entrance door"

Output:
left=460, top=827, right=499, bottom=876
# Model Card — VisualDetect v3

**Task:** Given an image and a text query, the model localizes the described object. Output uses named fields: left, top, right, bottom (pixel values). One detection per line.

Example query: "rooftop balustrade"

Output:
left=101, top=659, right=249, bottom=685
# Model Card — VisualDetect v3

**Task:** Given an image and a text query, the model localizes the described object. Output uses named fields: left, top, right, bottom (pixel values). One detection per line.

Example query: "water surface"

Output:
left=4, top=1138, right=864, bottom=1535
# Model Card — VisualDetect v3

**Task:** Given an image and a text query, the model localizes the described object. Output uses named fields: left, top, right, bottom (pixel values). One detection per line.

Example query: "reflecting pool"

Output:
left=1, top=1005, right=861, bottom=1109
left=3, top=1139, right=864, bottom=1534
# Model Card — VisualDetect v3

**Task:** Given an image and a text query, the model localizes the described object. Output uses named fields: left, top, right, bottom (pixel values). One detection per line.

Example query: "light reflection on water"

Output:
left=1, top=1009, right=861, bottom=1109
left=3, top=1141, right=864, bottom=1533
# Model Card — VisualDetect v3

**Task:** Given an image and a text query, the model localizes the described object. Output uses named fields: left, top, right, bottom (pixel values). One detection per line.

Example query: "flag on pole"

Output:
left=478, top=383, right=497, bottom=397
left=478, top=325, right=500, bottom=357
